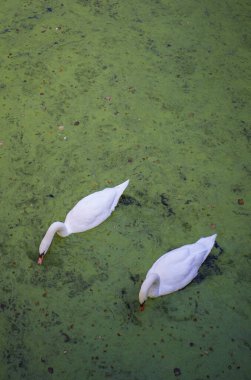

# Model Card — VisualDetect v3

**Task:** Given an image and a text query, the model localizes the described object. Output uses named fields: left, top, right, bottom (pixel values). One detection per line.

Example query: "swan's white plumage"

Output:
left=139, top=234, right=217, bottom=304
left=38, top=180, right=129, bottom=264
left=64, top=184, right=127, bottom=234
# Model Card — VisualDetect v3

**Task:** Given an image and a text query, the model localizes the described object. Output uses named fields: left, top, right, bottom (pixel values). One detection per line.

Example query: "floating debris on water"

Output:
left=173, top=367, right=181, bottom=376
left=104, top=95, right=112, bottom=101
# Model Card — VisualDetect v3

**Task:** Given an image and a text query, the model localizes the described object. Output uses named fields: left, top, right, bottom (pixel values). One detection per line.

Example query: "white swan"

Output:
left=139, top=234, right=217, bottom=305
left=38, top=179, right=129, bottom=264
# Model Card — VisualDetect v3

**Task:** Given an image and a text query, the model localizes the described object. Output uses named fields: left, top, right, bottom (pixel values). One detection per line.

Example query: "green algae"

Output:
left=0, top=0, right=250, bottom=379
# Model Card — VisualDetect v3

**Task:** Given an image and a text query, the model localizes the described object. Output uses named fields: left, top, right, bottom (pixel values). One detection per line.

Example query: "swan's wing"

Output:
left=64, top=188, right=116, bottom=233
left=148, top=245, right=202, bottom=295
left=146, top=236, right=216, bottom=296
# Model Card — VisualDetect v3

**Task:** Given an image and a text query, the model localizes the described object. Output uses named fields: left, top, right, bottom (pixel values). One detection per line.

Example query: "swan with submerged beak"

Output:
left=38, top=179, right=129, bottom=264
left=139, top=234, right=217, bottom=306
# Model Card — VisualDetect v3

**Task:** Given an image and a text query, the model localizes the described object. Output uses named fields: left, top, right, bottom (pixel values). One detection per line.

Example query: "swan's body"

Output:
left=38, top=179, right=129, bottom=264
left=139, top=234, right=217, bottom=305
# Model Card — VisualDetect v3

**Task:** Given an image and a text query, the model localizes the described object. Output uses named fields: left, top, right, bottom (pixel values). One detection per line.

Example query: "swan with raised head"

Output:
left=38, top=179, right=129, bottom=264
left=139, top=234, right=217, bottom=306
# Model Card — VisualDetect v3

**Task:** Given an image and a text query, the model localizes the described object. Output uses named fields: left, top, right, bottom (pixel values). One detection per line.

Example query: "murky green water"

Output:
left=0, top=1, right=250, bottom=379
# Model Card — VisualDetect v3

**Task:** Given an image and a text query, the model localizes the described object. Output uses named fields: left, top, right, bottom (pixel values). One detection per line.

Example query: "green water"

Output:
left=0, top=0, right=250, bottom=379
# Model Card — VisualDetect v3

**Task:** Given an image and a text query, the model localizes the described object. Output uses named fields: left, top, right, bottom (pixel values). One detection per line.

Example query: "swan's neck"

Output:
left=39, top=222, right=68, bottom=255
left=139, top=273, right=159, bottom=305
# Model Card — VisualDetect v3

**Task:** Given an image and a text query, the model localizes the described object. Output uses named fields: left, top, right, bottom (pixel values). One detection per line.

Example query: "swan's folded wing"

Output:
left=64, top=189, right=115, bottom=233
left=148, top=246, right=200, bottom=295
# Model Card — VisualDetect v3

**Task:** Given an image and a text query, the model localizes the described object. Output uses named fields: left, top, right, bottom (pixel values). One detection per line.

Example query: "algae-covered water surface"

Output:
left=0, top=1, right=250, bottom=379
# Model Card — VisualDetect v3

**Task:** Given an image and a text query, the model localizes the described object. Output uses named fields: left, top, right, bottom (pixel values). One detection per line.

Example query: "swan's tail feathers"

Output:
left=198, top=234, right=217, bottom=263
left=207, top=234, right=217, bottom=250
left=116, top=179, right=129, bottom=193
left=110, top=179, right=129, bottom=211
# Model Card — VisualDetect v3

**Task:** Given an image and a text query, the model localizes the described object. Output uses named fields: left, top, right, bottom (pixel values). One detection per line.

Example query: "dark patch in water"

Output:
left=63, top=271, right=91, bottom=297
left=214, top=241, right=224, bottom=255
left=129, top=273, right=140, bottom=285
left=120, top=288, right=142, bottom=326
left=0, top=303, right=7, bottom=311
left=193, top=254, right=222, bottom=284
left=48, top=367, right=54, bottom=374
left=0, top=28, right=11, bottom=34
left=160, top=193, right=175, bottom=216
left=241, top=124, right=251, bottom=141
left=174, top=367, right=181, bottom=376
left=119, top=194, right=141, bottom=207
left=60, top=331, right=70, bottom=342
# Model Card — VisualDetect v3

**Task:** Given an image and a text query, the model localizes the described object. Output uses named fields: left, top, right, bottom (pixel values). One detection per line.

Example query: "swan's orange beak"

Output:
left=140, top=302, right=145, bottom=312
left=37, top=255, right=44, bottom=265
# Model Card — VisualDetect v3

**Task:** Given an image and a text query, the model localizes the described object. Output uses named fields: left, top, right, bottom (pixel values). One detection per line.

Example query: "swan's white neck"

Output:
left=139, top=273, right=159, bottom=305
left=39, top=222, right=69, bottom=255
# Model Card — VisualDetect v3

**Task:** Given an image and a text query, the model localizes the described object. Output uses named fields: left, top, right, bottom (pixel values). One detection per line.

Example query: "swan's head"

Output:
left=139, top=289, right=147, bottom=306
left=37, top=254, right=45, bottom=265
left=37, top=238, right=50, bottom=264
left=139, top=273, right=160, bottom=305
left=37, top=222, right=63, bottom=264
left=39, top=241, right=47, bottom=255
